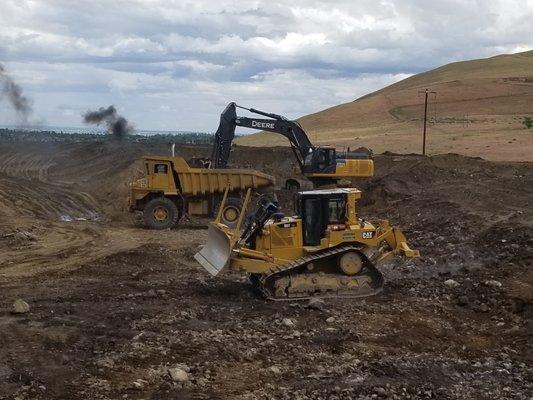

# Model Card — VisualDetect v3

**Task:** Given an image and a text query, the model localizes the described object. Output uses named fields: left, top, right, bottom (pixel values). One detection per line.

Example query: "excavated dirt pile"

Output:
left=0, top=135, right=531, bottom=400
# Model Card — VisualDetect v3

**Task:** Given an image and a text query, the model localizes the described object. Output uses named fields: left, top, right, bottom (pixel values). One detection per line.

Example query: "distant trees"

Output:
left=0, top=128, right=219, bottom=144
left=523, top=117, right=533, bottom=129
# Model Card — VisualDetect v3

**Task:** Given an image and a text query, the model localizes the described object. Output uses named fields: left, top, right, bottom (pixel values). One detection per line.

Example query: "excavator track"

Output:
left=257, top=245, right=384, bottom=301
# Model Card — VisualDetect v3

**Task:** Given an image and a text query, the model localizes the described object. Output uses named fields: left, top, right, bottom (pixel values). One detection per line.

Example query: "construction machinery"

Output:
left=129, top=156, right=274, bottom=229
left=195, top=186, right=419, bottom=300
left=210, top=103, right=374, bottom=188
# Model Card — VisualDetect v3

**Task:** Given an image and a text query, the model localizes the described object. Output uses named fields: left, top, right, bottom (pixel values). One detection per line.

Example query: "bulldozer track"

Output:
left=258, top=245, right=384, bottom=301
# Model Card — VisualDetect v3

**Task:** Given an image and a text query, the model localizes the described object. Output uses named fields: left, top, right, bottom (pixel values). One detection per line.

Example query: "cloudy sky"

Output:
left=0, top=0, right=531, bottom=132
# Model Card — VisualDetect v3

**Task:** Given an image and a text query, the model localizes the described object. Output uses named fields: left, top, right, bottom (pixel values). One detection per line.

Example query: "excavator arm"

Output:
left=211, top=103, right=238, bottom=169
left=210, top=102, right=373, bottom=184
left=211, top=102, right=313, bottom=168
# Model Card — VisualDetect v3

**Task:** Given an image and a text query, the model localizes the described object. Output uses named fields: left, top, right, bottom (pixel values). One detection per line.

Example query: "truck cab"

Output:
left=143, top=159, right=175, bottom=191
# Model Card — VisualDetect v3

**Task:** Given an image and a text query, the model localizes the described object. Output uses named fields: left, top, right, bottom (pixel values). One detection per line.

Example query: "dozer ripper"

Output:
left=195, top=187, right=419, bottom=300
left=210, top=103, right=374, bottom=188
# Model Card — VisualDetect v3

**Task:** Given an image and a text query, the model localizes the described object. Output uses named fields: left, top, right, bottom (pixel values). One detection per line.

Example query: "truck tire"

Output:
left=215, top=196, right=243, bottom=228
left=143, top=197, right=179, bottom=230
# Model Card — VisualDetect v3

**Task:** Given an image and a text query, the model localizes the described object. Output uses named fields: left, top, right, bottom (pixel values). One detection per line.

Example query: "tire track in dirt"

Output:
left=0, top=148, right=102, bottom=220
left=0, top=224, right=135, bottom=278
left=0, top=152, right=55, bottom=182
left=0, top=173, right=100, bottom=220
left=0, top=225, right=205, bottom=279
left=0, top=149, right=122, bottom=277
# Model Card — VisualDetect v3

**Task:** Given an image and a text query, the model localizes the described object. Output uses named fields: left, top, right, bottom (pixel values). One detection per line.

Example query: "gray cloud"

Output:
left=0, top=0, right=531, bottom=130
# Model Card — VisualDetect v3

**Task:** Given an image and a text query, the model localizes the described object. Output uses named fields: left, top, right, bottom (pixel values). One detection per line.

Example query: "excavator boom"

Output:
left=209, top=102, right=374, bottom=185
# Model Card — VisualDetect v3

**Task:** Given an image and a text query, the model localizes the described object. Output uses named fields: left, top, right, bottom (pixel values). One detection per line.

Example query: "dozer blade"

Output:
left=194, top=223, right=234, bottom=276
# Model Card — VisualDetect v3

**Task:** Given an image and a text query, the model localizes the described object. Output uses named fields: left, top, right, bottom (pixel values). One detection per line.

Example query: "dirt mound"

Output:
left=359, top=154, right=532, bottom=275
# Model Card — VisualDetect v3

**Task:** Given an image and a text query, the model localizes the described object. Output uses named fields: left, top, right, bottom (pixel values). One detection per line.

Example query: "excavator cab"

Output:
left=302, top=147, right=337, bottom=174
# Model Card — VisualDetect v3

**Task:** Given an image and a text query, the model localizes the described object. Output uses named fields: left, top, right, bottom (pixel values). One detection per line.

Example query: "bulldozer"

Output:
left=195, top=186, right=419, bottom=300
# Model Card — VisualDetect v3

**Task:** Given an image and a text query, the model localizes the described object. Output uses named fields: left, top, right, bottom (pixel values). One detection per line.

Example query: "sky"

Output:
left=0, top=0, right=532, bottom=132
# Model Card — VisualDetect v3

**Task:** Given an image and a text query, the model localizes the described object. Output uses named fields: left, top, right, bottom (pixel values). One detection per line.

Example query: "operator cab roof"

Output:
left=299, top=187, right=361, bottom=196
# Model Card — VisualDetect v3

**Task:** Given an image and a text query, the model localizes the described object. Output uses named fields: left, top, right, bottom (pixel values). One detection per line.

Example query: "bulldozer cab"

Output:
left=297, top=190, right=347, bottom=246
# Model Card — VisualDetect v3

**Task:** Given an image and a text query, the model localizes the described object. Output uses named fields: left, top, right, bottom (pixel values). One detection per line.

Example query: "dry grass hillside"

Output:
left=237, top=50, right=533, bottom=161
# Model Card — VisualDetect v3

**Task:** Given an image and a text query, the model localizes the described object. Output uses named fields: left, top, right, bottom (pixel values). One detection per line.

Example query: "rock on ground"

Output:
left=444, top=279, right=460, bottom=288
left=168, top=367, right=189, bottom=382
left=12, top=299, right=30, bottom=314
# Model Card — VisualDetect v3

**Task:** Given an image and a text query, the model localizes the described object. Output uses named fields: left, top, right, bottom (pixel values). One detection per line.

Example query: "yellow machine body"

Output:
left=306, top=158, right=374, bottom=180
left=195, top=187, right=419, bottom=300
left=129, top=156, right=274, bottom=229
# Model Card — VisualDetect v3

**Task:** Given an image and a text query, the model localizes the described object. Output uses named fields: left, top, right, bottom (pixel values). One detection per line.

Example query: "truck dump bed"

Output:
left=138, top=156, right=274, bottom=196
left=178, top=166, right=274, bottom=196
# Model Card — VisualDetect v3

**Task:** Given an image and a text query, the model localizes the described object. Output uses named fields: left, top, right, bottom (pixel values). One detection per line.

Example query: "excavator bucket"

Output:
left=194, top=223, right=234, bottom=276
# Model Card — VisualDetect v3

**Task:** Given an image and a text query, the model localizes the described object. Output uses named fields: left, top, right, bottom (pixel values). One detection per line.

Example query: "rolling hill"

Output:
left=236, top=50, right=533, bottom=161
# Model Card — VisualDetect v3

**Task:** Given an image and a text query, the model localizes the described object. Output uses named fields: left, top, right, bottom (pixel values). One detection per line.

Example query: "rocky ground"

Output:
left=0, top=134, right=531, bottom=399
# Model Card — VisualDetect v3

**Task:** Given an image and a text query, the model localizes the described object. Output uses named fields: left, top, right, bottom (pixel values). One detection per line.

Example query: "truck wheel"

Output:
left=215, top=197, right=242, bottom=228
left=143, top=197, right=179, bottom=229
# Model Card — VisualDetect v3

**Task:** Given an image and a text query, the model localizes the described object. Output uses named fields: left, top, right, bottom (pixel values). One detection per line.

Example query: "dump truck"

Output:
left=195, top=187, right=419, bottom=300
left=129, top=156, right=274, bottom=229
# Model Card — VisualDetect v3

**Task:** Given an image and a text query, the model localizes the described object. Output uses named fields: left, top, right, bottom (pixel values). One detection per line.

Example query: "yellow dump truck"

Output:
left=129, top=156, right=274, bottom=229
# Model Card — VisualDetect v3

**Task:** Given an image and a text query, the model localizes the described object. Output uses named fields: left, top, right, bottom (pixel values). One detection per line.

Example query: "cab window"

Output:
left=327, top=198, right=345, bottom=223
left=303, top=198, right=324, bottom=245
left=154, top=164, right=168, bottom=174
left=317, top=151, right=327, bottom=170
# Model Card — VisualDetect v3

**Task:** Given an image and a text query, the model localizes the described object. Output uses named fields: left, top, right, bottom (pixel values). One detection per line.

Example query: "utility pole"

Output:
left=418, top=89, right=436, bottom=155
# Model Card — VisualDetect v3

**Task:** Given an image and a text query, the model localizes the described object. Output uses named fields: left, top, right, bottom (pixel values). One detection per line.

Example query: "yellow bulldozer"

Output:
left=195, top=186, right=419, bottom=300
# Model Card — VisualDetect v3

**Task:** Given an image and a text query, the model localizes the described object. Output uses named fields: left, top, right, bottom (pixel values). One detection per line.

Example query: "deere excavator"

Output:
left=209, top=103, right=374, bottom=187
left=195, top=186, right=419, bottom=300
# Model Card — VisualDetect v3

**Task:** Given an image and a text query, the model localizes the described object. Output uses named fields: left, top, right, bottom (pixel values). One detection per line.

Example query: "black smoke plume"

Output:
left=0, top=64, right=33, bottom=123
left=83, top=105, right=133, bottom=138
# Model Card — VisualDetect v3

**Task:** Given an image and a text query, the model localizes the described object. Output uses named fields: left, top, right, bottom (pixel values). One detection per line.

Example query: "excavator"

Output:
left=195, top=186, right=419, bottom=300
left=209, top=103, right=374, bottom=187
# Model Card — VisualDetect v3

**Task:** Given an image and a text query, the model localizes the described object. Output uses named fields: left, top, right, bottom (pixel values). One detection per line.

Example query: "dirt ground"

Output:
left=0, top=136, right=532, bottom=400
